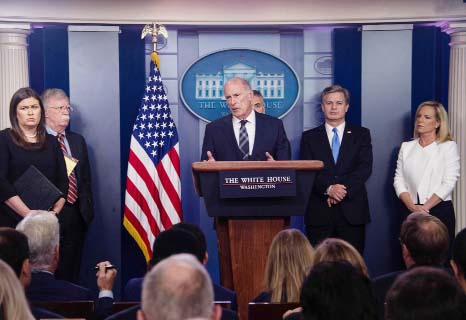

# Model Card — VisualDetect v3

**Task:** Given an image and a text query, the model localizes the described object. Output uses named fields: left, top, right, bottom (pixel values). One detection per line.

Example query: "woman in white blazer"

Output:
left=394, top=101, right=460, bottom=247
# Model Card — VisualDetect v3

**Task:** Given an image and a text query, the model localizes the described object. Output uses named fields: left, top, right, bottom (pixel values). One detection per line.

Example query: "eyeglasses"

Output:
left=49, top=105, right=74, bottom=113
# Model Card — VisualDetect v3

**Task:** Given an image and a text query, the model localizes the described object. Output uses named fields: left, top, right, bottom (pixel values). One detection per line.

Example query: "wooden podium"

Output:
left=192, top=160, right=323, bottom=320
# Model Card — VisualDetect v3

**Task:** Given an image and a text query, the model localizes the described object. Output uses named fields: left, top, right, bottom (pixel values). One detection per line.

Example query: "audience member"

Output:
left=16, top=210, right=116, bottom=319
left=0, top=259, right=35, bottom=320
left=385, top=266, right=466, bottom=320
left=373, top=212, right=449, bottom=319
left=138, top=253, right=222, bottom=320
left=283, top=237, right=369, bottom=319
left=253, top=229, right=314, bottom=303
left=451, top=227, right=466, bottom=292
left=43, top=88, right=94, bottom=283
left=117, top=227, right=237, bottom=320
left=0, top=227, right=62, bottom=319
left=298, top=261, right=376, bottom=320
left=123, top=227, right=204, bottom=300
left=172, top=222, right=237, bottom=310
left=312, top=237, right=369, bottom=277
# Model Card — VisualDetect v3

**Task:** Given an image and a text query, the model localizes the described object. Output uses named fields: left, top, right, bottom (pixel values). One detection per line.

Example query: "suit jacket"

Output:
left=67, top=131, right=94, bottom=225
left=27, top=271, right=113, bottom=319
left=300, top=123, right=372, bottom=226
left=31, top=306, right=63, bottom=319
left=123, top=277, right=238, bottom=311
left=201, top=112, right=291, bottom=161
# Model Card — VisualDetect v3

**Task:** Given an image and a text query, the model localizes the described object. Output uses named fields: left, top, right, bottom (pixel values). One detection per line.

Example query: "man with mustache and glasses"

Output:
left=42, top=88, right=94, bottom=284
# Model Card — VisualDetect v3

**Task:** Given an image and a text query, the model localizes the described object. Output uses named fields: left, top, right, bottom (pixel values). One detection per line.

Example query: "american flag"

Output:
left=123, top=60, right=182, bottom=262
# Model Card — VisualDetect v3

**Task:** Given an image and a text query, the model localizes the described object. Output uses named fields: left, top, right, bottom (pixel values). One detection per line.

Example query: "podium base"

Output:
left=216, top=217, right=290, bottom=320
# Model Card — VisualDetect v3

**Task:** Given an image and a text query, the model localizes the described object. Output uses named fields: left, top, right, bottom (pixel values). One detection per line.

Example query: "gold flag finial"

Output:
left=141, top=23, right=168, bottom=69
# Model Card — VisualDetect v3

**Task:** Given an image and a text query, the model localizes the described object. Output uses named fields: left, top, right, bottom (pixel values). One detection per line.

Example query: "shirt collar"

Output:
left=46, top=126, right=65, bottom=137
left=233, top=110, right=256, bottom=126
left=325, top=121, right=346, bottom=136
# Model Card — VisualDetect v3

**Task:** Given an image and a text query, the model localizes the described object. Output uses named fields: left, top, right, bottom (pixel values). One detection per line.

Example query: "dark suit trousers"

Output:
left=55, top=202, right=86, bottom=284
left=306, top=204, right=366, bottom=254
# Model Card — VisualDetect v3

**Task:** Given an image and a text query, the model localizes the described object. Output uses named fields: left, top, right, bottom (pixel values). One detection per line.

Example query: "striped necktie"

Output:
left=239, top=120, right=249, bottom=160
left=57, top=133, right=78, bottom=204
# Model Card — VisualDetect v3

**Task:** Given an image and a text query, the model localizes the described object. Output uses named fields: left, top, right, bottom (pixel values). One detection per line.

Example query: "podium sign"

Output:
left=219, top=169, right=296, bottom=198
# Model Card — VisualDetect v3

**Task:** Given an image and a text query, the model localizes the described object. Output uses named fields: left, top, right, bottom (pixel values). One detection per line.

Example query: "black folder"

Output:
left=14, top=165, right=63, bottom=210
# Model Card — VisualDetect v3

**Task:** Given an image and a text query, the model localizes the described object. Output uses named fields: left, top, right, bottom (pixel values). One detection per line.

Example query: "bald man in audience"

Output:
left=138, top=253, right=222, bottom=320
left=373, top=212, right=450, bottom=319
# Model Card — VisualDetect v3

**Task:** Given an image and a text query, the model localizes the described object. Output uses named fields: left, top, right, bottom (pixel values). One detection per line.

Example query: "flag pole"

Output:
left=141, top=23, right=168, bottom=69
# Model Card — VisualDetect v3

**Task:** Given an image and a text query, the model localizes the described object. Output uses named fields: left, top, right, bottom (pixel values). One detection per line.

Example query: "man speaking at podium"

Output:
left=201, top=77, right=291, bottom=161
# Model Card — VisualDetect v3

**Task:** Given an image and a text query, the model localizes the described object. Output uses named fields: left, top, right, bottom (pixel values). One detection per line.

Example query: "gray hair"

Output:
left=16, top=210, right=59, bottom=271
left=41, top=88, right=69, bottom=110
left=141, top=254, right=214, bottom=320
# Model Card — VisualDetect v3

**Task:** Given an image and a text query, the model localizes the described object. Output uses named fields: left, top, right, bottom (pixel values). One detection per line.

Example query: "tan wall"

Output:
left=1, top=0, right=466, bottom=25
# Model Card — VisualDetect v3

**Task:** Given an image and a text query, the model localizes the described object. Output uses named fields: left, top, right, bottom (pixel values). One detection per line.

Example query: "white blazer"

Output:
left=393, top=139, right=460, bottom=203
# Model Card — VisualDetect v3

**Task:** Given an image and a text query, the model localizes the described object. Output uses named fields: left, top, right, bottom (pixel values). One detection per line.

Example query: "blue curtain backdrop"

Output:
left=411, top=26, right=450, bottom=119
left=29, top=25, right=69, bottom=97
left=118, top=26, right=147, bottom=289
left=333, top=27, right=362, bottom=126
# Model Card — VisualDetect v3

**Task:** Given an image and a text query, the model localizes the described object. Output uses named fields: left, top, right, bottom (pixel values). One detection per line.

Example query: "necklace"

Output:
left=24, top=132, right=37, bottom=138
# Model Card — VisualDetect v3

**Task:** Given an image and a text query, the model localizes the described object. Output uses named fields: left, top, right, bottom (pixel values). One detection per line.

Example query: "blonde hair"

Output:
left=264, top=229, right=314, bottom=302
left=312, top=238, right=369, bottom=277
left=0, top=260, right=34, bottom=320
left=413, top=101, right=452, bottom=143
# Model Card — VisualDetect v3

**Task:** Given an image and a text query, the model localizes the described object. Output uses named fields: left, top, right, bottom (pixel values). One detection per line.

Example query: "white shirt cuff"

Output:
left=99, top=290, right=114, bottom=299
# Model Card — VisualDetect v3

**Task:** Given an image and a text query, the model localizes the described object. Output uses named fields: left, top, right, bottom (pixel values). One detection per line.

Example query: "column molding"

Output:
left=442, top=21, right=466, bottom=233
left=0, top=23, right=31, bottom=130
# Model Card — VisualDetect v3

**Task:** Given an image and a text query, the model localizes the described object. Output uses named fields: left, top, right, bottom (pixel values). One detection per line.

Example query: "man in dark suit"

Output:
left=42, top=88, right=94, bottom=283
left=16, top=210, right=116, bottom=319
left=201, top=77, right=290, bottom=161
left=300, top=85, right=372, bottom=254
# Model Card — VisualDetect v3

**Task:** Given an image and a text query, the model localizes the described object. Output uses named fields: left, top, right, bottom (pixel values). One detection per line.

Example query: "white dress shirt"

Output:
left=325, top=122, right=345, bottom=148
left=232, top=111, right=256, bottom=155
left=393, top=139, right=460, bottom=204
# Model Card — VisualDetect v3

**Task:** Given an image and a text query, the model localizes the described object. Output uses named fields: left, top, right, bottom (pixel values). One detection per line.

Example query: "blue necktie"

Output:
left=332, top=127, right=340, bottom=163
left=239, top=120, right=249, bottom=160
